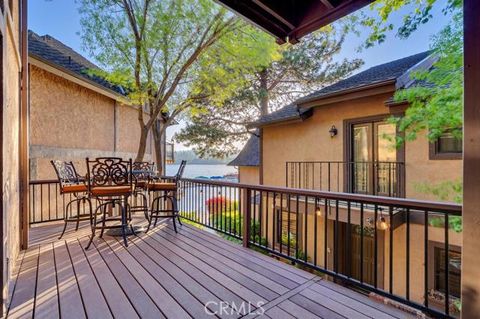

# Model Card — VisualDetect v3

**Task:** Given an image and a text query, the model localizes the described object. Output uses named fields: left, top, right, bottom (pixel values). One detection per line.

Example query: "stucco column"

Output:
left=461, top=0, right=480, bottom=317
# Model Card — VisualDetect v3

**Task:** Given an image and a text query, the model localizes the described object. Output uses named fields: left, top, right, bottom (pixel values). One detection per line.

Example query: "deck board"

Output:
left=67, top=238, right=113, bottom=319
left=79, top=237, right=139, bottom=319
left=156, top=227, right=281, bottom=300
left=6, top=220, right=415, bottom=319
left=140, top=231, right=250, bottom=315
left=161, top=226, right=291, bottom=294
left=7, top=247, right=38, bottom=319
left=54, top=240, right=86, bottom=319
left=34, top=243, right=60, bottom=319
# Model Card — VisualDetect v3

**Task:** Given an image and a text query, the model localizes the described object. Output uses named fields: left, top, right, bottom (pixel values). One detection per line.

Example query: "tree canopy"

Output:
left=391, top=11, right=463, bottom=145
left=176, top=23, right=363, bottom=158
left=78, top=0, right=277, bottom=170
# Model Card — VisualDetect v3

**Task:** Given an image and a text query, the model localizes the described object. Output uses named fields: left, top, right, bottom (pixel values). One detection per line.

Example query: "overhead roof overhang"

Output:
left=216, top=0, right=375, bottom=44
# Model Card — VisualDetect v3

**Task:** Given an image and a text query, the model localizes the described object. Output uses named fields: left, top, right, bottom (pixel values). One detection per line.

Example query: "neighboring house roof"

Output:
left=228, top=133, right=260, bottom=167
left=250, top=51, right=433, bottom=128
left=28, top=30, right=126, bottom=96
left=248, top=104, right=313, bottom=129
left=297, top=51, right=431, bottom=103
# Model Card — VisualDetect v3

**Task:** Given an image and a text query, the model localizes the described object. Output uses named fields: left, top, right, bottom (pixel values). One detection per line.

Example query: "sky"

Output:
left=28, top=0, right=453, bottom=151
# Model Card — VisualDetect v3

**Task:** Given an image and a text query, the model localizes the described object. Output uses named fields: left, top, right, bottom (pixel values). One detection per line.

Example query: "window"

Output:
left=434, top=248, right=461, bottom=298
left=430, top=132, right=462, bottom=160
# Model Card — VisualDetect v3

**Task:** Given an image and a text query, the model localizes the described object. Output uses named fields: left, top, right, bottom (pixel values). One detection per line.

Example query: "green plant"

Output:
left=415, top=180, right=463, bottom=203
left=429, top=216, right=462, bottom=233
left=414, top=180, right=463, bottom=233
left=179, top=212, right=204, bottom=230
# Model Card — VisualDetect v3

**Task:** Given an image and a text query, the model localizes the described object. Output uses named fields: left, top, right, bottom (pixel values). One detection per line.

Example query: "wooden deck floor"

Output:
left=6, top=219, right=413, bottom=319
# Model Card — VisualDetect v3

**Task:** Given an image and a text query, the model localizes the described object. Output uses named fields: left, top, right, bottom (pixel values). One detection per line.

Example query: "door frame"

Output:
left=343, top=114, right=406, bottom=197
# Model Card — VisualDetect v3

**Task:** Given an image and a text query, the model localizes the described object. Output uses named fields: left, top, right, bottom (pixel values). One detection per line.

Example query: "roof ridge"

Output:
left=30, top=30, right=99, bottom=70
left=28, top=29, right=125, bottom=96
left=358, top=51, right=431, bottom=74
left=296, top=51, right=432, bottom=104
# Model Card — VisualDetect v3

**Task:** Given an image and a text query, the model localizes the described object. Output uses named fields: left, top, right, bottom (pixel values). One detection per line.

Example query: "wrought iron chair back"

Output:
left=175, top=160, right=187, bottom=182
left=86, top=157, right=133, bottom=193
left=132, top=161, right=155, bottom=182
left=51, top=160, right=83, bottom=192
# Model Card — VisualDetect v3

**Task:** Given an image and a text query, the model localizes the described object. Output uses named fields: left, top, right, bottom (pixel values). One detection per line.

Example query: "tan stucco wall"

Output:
left=263, top=93, right=394, bottom=188
left=29, top=65, right=154, bottom=180
left=262, top=92, right=462, bottom=201
left=405, top=133, right=462, bottom=200
left=239, top=166, right=259, bottom=185
left=3, top=1, right=22, bottom=309
left=30, top=65, right=114, bottom=150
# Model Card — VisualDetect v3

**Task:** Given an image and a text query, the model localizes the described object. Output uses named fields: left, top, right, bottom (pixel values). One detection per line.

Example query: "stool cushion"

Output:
left=135, top=181, right=148, bottom=188
left=91, top=186, right=132, bottom=197
left=62, top=184, right=88, bottom=194
left=148, top=182, right=177, bottom=191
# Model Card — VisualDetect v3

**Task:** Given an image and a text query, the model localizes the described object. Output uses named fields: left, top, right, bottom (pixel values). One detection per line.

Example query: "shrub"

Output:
left=205, top=196, right=231, bottom=214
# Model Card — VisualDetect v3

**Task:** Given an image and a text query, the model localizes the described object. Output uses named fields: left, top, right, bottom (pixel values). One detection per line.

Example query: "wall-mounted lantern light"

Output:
left=329, top=125, right=338, bottom=138
left=377, top=216, right=389, bottom=230
left=377, top=208, right=389, bottom=230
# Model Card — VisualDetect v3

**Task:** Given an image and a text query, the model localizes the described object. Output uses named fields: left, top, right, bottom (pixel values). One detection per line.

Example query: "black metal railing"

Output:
left=178, top=178, right=462, bottom=319
left=30, top=179, right=103, bottom=224
left=29, top=178, right=462, bottom=318
left=286, top=161, right=405, bottom=197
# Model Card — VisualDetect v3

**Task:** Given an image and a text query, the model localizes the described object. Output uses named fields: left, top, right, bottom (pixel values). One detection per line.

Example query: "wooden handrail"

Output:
left=181, top=178, right=462, bottom=214
left=29, top=177, right=462, bottom=215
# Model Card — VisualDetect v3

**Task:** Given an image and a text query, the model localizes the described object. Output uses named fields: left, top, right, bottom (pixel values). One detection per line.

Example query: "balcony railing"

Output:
left=29, top=178, right=462, bottom=318
left=286, top=161, right=405, bottom=198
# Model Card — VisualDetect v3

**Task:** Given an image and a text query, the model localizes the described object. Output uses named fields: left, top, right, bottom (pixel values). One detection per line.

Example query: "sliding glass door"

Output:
left=350, top=120, right=399, bottom=196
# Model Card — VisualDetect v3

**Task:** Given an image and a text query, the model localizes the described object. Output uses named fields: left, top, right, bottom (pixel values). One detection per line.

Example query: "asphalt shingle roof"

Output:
left=28, top=30, right=125, bottom=96
left=228, top=133, right=260, bottom=167
left=297, top=51, right=431, bottom=103
left=250, top=51, right=431, bottom=128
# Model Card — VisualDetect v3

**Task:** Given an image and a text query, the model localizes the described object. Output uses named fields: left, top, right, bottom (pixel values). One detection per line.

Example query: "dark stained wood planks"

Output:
left=7, top=220, right=413, bottom=319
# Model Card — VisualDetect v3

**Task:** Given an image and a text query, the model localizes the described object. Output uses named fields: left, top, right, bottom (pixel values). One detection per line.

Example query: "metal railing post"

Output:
left=243, top=187, right=252, bottom=247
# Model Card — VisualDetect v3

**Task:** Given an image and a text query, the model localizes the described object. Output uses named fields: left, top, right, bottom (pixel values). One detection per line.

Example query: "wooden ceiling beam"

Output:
left=252, top=0, right=296, bottom=30
left=288, top=0, right=374, bottom=43
left=216, top=0, right=375, bottom=44
left=318, top=0, right=335, bottom=10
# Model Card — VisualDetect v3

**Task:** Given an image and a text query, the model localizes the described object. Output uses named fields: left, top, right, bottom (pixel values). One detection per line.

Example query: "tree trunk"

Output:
left=259, top=69, right=269, bottom=116
left=153, top=120, right=164, bottom=175
left=135, top=126, right=149, bottom=162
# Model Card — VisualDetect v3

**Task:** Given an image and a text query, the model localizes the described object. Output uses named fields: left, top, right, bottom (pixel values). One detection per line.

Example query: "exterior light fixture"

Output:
left=329, top=125, right=338, bottom=138
left=315, top=207, right=322, bottom=217
left=377, top=216, right=389, bottom=230
left=377, top=208, right=389, bottom=230
left=376, top=208, right=389, bottom=230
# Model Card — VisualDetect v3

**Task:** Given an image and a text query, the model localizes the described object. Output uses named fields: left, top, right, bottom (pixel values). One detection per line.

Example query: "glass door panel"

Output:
left=352, top=124, right=372, bottom=194
left=375, top=123, right=397, bottom=196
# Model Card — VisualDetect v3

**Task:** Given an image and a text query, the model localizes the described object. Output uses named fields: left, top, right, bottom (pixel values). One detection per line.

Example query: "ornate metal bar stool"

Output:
left=146, top=160, right=187, bottom=233
left=85, top=157, right=134, bottom=249
left=51, top=160, right=93, bottom=239
left=131, top=161, right=155, bottom=221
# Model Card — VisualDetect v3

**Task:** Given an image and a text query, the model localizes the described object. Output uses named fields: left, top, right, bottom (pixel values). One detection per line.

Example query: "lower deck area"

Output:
left=6, top=218, right=415, bottom=319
